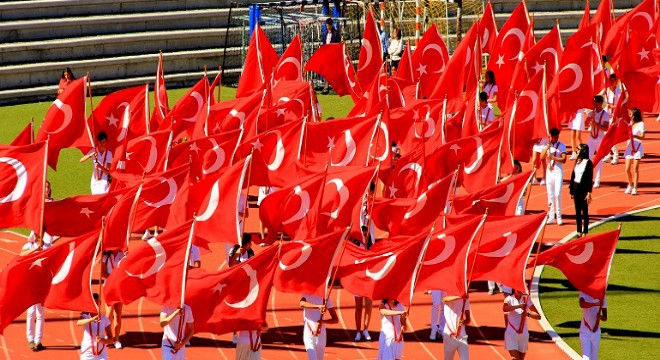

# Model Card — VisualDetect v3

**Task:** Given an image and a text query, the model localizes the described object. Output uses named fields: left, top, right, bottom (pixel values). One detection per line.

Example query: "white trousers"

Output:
left=545, top=170, right=563, bottom=218
left=487, top=281, right=502, bottom=292
left=236, top=343, right=261, bottom=360
left=303, top=328, right=326, bottom=360
left=161, top=344, right=186, bottom=360
left=26, top=303, right=44, bottom=343
left=430, top=291, right=446, bottom=332
left=90, top=179, right=109, bottom=195
left=443, top=334, right=469, bottom=360
left=588, top=136, right=604, bottom=183
left=580, top=329, right=601, bottom=360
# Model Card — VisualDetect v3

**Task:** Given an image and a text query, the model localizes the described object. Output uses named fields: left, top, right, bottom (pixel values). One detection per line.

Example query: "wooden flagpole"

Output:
left=217, top=66, right=222, bottom=103
left=240, top=152, right=255, bottom=239
left=407, top=222, right=436, bottom=315
left=96, top=217, right=106, bottom=313
left=30, top=117, right=35, bottom=144
left=38, top=137, right=49, bottom=242
left=317, top=226, right=351, bottom=335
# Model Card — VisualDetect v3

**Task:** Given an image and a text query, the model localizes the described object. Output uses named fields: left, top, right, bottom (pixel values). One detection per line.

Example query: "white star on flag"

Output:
left=106, top=113, right=119, bottom=127
left=30, top=257, right=47, bottom=270
left=532, top=62, right=543, bottom=74
left=189, top=142, right=201, bottom=154
left=417, top=63, right=428, bottom=76
left=251, top=138, right=264, bottom=151
left=212, top=282, right=226, bottom=294
left=638, top=47, right=650, bottom=60
left=80, top=207, right=94, bottom=219
left=276, top=108, right=287, bottom=118
left=388, top=184, right=398, bottom=198
left=450, top=144, right=461, bottom=156
left=327, top=136, right=336, bottom=150
left=496, top=54, right=505, bottom=68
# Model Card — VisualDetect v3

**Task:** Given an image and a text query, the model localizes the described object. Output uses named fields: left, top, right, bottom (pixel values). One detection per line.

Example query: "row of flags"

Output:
left=0, top=0, right=635, bottom=337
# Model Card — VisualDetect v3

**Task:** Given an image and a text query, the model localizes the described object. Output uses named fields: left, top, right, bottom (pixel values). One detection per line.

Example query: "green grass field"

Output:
left=539, top=208, right=660, bottom=360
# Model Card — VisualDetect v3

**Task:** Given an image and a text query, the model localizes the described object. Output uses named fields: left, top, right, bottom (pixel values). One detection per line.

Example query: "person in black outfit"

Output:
left=569, top=144, right=593, bottom=237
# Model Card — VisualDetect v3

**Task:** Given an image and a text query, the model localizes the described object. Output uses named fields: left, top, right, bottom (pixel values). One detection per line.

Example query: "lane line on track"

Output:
left=1, top=335, right=11, bottom=360
left=468, top=314, right=508, bottom=360
left=137, top=298, right=158, bottom=360
left=335, top=289, right=368, bottom=360
left=269, top=289, right=298, bottom=359
left=208, top=333, right=229, bottom=360
left=404, top=319, right=437, bottom=360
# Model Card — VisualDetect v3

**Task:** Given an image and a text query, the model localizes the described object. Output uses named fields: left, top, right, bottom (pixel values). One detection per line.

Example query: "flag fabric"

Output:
left=578, top=1, right=591, bottom=30
left=394, top=41, right=415, bottom=84
left=236, top=24, right=279, bottom=98
left=131, top=165, right=190, bottom=231
left=517, top=25, right=563, bottom=84
left=167, top=129, right=242, bottom=180
left=43, top=191, right=122, bottom=237
left=453, top=171, right=533, bottom=216
left=384, top=142, right=425, bottom=199
left=273, top=35, right=303, bottom=83
left=556, top=42, right=594, bottom=121
left=112, top=130, right=172, bottom=175
left=620, top=64, right=660, bottom=113
left=357, top=10, right=384, bottom=91
left=0, top=142, right=47, bottom=233
left=480, top=1, right=499, bottom=54
left=591, top=0, right=613, bottom=49
left=10, top=121, right=34, bottom=146
left=593, top=96, right=632, bottom=164
left=168, top=76, right=210, bottom=140
left=535, top=229, right=620, bottom=300
left=185, top=245, right=279, bottom=335
left=412, top=24, right=450, bottom=98
left=151, top=54, right=170, bottom=131
left=305, top=42, right=362, bottom=101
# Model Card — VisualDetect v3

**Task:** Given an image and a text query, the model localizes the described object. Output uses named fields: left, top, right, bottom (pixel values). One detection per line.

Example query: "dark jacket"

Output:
left=327, top=27, right=341, bottom=44
left=569, top=159, right=594, bottom=196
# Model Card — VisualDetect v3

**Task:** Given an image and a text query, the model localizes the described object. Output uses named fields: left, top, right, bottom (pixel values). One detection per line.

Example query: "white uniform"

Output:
left=504, top=295, right=532, bottom=352
left=624, top=122, right=645, bottom=160
left=236, top=330, right=262, bottom=360
left=302, top=294, right=333, bottom=360
left=430, top=290, right=446, bottom=334
left=80, top=314, right=111, bottom=360
left=483, top=83, right=498, bottom=99
left=23, top=240, right=52, bottom=345
left=545, top=141, right=566, bottom=221
left=378, top=302, right=405, bottom=360
left=480, top=106, right=494, bottom=127
left=161, top=305, right=194, bottom=360
left=102, top=250, right=125, bottom=277
left=579, top=292, right=607, bottom=360
left=568, top=109, right=587, bottom=131
left=443, top=298, right=470, bottom=360
left=587, top=109, right=610, bottom=184
left=604, top=87, right=621, bottom=111
left=89, top=149, right=113, bottom=195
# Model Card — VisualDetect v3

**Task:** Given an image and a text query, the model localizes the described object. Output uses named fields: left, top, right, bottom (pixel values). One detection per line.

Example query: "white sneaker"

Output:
left=625, top=185, right=632, bottom=194
left=594, top=181, right=600, bottom=188
left=430, top=329, right=438, bottom=340
left=611, top=157, right=619, bottom=165
left=141, top=230, right=150, bottom=240
left=632, top=188, right=638, bottom=195
left=539, top=179, right=546, bottom=186
left=531, top=177, right=538, bottom=185
left=114, top=341, right=122, bottom=349
left=354, top=331, right=362, bottom=341
left=603, top=154, right=612, bottom=163
left=232, top=333, right=238, bottom=344
left=569, top=153, right=578, bottom=160
left=546, top=217, right=555, bottom=225
left=362, top=329, right=371, bottom=341
left=556, top=217, right=563, bottom=225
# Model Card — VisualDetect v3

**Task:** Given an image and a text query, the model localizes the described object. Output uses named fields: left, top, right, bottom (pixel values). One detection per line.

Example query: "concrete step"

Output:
left=0, top=8, right=243, bottom=43
left=490, top=0, right=641, bottom=13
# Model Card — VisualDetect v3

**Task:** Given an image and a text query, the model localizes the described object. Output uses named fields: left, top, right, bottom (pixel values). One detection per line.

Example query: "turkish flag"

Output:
left=36, top=77, right=91, bottom=169
left=104, top=220, right=194, bottom=307
left=150, top=54, right=170, bottom=131
left=112, top=130, right=171, bottom=175
left=338, top=231, right=430, bottom=305
left=396, top=99, right=445, bottom=152
left=620, top=64, right=660, bottom=113
left=236, top=24, right=279, bottom=98
left=274, top=229, right=347, bottom=297
left=593, top=96, right=631, bottom=165
left=101, top=184, right=141, bottom=251
left=453, top=171, right=533, bottom=216
left=445, top=102, right=466, bottom=144
left=348, top=67, right=388, bottom=118
left=516, top=25, right=563, bottom=85
left=305, top=43, right=362, bottom=102
left=486, top=2, right=530, bottom=109
left=535, top=230, right=620, bottom=301
left=269, top=80, right=314, bottom=124
left=578, top=1, right=591, bottom=30
left=168, top=129, right=242, bottom=180
left=43, top=191, right=122, bottom=237
left=273, top=35, right=303, bottom=83
left=412, top=24, right=450, bottom=99
left=614, top=28, right=657, bottom=75
left=168, top=76, right=210, bottom=140
left=235, top=120, right=303, bottom=187
left=0, top=234, right=87, bottom=334
left=10, top=121, right=34, bottom=146
left=89, top=85, right=148, bottom=153
left=480, top=1, right=499, bottom=54
left=395, top=41, right=415, bottom=84
left=384, top=143, right=425, bottom=199
left=416, top=216, right=486, bottom=296
left=186, top=245, right=278, bottom=335
left=202, top=90, right=263, bottom=136
left=556, top=42, right=594, bottom=120
left=0, top=142, right=47, bottom=233
left=188, top=156, right=252, bottom=245
left=302, top=115, right=377, bottom=170
left=371, top=197, right=414, bottom=233
left=591, top=0, right=613, bottom=49
left=44, top=230, right=101, bottom=312
left=468, top=212, right=547, bottom=293
left=506, top=71, right=544, bottom=162
left=357, top=10, right=384, bottom=91
left=131, top=165, right=190, bottom=231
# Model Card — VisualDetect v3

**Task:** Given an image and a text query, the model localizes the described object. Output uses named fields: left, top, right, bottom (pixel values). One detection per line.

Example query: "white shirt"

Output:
left=588, top=109, right=610, bottom=140
left=481, top=106, right=494, bottom=125
left=88, top=149, right=113, bottom=182
left=629, top=121, right=645, bottom=150
left=580, top=292, right=607, bottom=333
left=80, top=313, right=111, bottom=357
left=604, top=86, right=621, bottom=110
left=380, top=302, right=405, bottom=338
left=443, top=298, right=470, bottom=337
left=483, top=83, right=498, bottom=99
left=388, top=39, right=403, bottom=61
left=237, top=329, right=260, bottom=345
left=27, top=230, right=54, bottom=246
left=302, top=294, right=333, bottom=332
left=325, top=32, right=332, bottom=45
left=504, top=295, right=532, bottom=334
left=573, top=159, right=588, bottom=184
left=546, top=141, right=566, bottom=173
left=161, top=305, right=194, bottom=345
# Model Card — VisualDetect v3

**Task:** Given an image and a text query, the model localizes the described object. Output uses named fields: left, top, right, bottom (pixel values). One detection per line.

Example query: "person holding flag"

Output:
left=300, top=294, right=338, bottom=360
left=502, top=290, right=541, bottom=360
left=159, top=305, right=194, bottom=360
left=442, top=295, right=471, bottom=360
left=579, top=293, right=608, bottom=360
left=80, top=131, right=113, bottom=195
left=601, top=73, right=626, bottom=165
left=585, top=96, right=610, bottom=188
left=377, top=299, right=407, bottom=360
left=542, top=128, right=567, bottom=225
left=77, top=293, right=114, bottom=360
left=101, top=249, right=125, bottom=349
left=624, top=109, right=645, bottom=196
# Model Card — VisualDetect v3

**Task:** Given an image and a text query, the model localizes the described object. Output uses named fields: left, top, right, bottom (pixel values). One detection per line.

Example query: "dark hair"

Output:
left=325, top=18, right=333, bottom=26
left=381, top=299, right=400, bottom=305
left=369, top=182, right=376, bottom=192
left=513, top=160, right=522, bottom=174
left=479, top=91, right=488, bottom=102
left=609, top=73, right=617, bottom=80
left=61, top=67, right=75, bottom=80
left=550, top=127, right=560, bottom=137
left=97, top=131, right=108, bottom=141
left=485, top=70, right=496, bottom=85
left=393, top=27, right=402, bottom=39
left=631, top=108, right=642, bottom=122
left=593, top=95, right=604, bottom=104
left=241, top=233, right=252, bottom=247
left=45, top=180, right=52, bottom=198
left=93, top=293, right=100, bottom=301
left=578, top=144, right=589, bottom=160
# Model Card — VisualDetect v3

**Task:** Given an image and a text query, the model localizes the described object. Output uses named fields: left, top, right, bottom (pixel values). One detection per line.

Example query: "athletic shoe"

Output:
left=632, top=188, right=638, bottom=195
left=531, top=177, right=538, bottom=185
left=354, top=331, right=362, bottom=341
left=362, top=329, right=371, bottom=341
left=611, top=157, right=619, bottom=165
left=142, top=230, right=150, bottom=240
left=625, top=185, right=632, bottom=194
left=488, top=288, right=494, bottom=295
left=232, top=333, right=238, bottom=344
left=602, top=154, right=612, bottom=162
left=556, top=217, right=563, bottom=225
left=114, top=341, right=122, bottom=349
left=430, top=329, right=438, bottom=340
left=569, top=153, right=578, bottom=160
left=34, top=343, right=44, bottom=351
left=539, top=179, right=546, bottom=186
left=28, top=341, right=35, bottom=350
left=593, top=181, right=600, bottom=188
left=546, top=217, right=555, bottom=225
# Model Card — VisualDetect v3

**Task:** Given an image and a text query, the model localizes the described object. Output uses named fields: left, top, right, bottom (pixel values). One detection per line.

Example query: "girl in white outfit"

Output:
left=80, top=131, right=112, bottom=195
left=378, top=299, right=406, bottom=360
left=502, top=290, right=541, bottom=360
left=624, top=108, right=645, bottom=195
left=300, top=294, right=338, bottom=360
left=78, top=293, right=114, bottom=360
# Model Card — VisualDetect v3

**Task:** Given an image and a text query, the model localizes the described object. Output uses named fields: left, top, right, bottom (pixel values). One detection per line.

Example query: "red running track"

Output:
left=1, top=116, right=659, bottom=359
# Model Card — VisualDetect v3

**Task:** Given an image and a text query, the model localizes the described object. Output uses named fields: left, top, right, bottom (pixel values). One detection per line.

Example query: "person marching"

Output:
left=502, top=290, right=541, bottom=360
left=229, top=233, right=255, bottom=344
left=570, top=144, right=594, bottom=237
left=300, top=294, right=338, bottom=360
left=378, top=299, right=407, bottom=360
left=479, top=92, right=494, bottom=130
left=481, top=70, right=498, bottom=105
left=542, top=128, right=567, bottom=225
left=101, top=249, right=125, bottom=349
left=80, top=131, right=113, bottom=195
left=585, top=96, right=610, bottom=188
left=579, top=292, right=608, bottom=360
left=77, top=293, right=114, bottom=360
left=442, top=295, right=471, bottom=360
left=160, top=305, right=194, bottom=360
left=601, top=73, right=625, bottom=165
left=429, top=290, right=446, bottom=340
left=235, top=321, right=268, bottom=360
left=624, top=108, right=645, bottom=196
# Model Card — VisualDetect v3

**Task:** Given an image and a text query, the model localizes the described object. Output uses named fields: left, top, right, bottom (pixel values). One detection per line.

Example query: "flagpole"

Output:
left=407, top=222, right=436, bottom=314
left=96, top=217, right=106, bottom=315
left=365, top=163, right=381, bottom=245
left=368, top=109, right=385, bottom=167
left=38, top=137, right=49, bottom=242
left=30, top=117, right=35, bottom=144
left=181, top=218, right=196, bottom=309
left=240, top=151, right=255, bottom=239
left=145, top=83, right=151, bottom=134
left=163, top=130, right=174, bottom=171
left=317, top=226, right=351, bottom=334
left=522, top=166, right=536, bottom=214
left=444, top=166, right=460, bottom=216
left=217, top=66, right=222, bottom=103
left=126, top=172, right=146, bottom=249
left=86, top=74, right=97, bottom=148
left=316, top=161, right=331, bottom=232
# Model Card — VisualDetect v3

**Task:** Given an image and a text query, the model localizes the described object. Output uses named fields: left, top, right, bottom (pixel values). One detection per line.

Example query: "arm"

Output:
left=527, top=304, right=541, bottom=320
left=569, top=171, right=576, bottom=197
left=80, top=151, right=95, bottom=163
left=600, top=308, right=608, bottom=322
left=178, top=322, right=194, bottom=347
left=97, top=324, right=115, bottom=345
left=159, top=308, right=182, bottom=328
left=191, top=260, right=201, bottom=268
left=579, top=297, right=601, bottom=308
left=462, top=309, right=471, bottom=325
left=502, top=300, right=527, bottom=313
left=76, top=314, right=99, bottom=326
left=321, top=307, right=339, bottom=325
left=379, top=304, right=407, bottom=316
left=299, top=299, right=324, bottom=310
left=585, top=161, right=594, bottom=196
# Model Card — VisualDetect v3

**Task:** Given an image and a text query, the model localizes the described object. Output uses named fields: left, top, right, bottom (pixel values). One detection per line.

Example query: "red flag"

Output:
left=104, top=220, right=194, bottom=307
left=43, top=191, right=122, bottom=237
left=0, top=235, right=95, bottom=333
left=357, top=10, right=384, bottom=90
left=305, top=43, right=362, bottom=101
left=112, top=130, right=172, bottom=175
left=273, top=35, right=303, bottom=83
left=186, top=245, right=278, bottom=335
left=615, top=28, right=657, bottom=74
left=44, top=230, right=101, bottom=312
left=274, top=229, right=347, bottom=297
left=167, top=129, right=241, bottom=180
left=480, top=1, right=499, bottom=54
left=578, top=1, right=591, bottom=30
left=394, top=41, right=415, bottom=84
left=36, top=77, right=91, bottom=169
left=384, top=143, right=425, bottom=198
left=89, top=85, right=148, bottom=152
left=101, top=183, right=141, bottom=251
left=556, top=42, right=594, bottom=120
left=517, top=25, right=563, bottom=84
left=0, top=142, right=47, bottom=233
left=591, top=0, right=613, bottom=49
left=396, top=99, right=444, bottom=152
left=348, top=67, right=389, bottom=118
left=236, top=24, right=279, bottom=98
left=535, top=230, right=620, bottom=300
left=168, top=75, right=209, bottom=140
left=509, top=69, right=547, bottom=161
left=593, top=96, right=631, bottom=164
left=203, top=90, right=263, bottom=136
left=10, top=121, right=34, bottom=146
left=620, top=64, right=660, bottom=113
left=469, top=213, right=546, bottom=293
left=131, top=165, right=190, bottom=231
left=412, top=24, right=450, bottom=98
left=338, top=232, right=430, bottom=305
left=151, top=53, right=170, bottom=131
left=453, top=171, right=533, bottom=216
